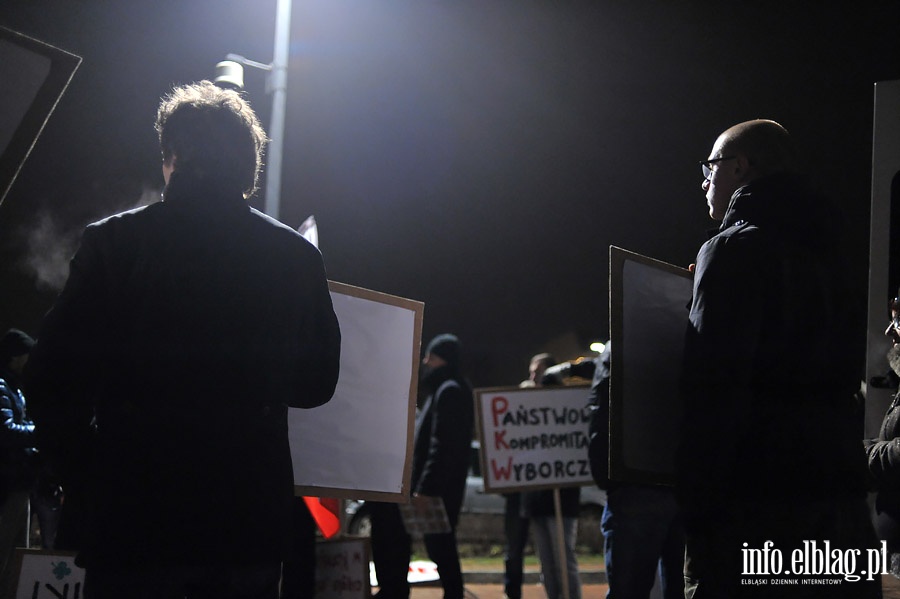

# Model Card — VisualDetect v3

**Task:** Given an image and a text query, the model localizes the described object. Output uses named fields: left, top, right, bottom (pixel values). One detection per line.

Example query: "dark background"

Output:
left=1, top=0, right=899, bottom=387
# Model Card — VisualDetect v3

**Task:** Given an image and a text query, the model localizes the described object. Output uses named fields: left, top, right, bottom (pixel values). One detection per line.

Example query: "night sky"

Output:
left=1, top=1, right=899, bottom=387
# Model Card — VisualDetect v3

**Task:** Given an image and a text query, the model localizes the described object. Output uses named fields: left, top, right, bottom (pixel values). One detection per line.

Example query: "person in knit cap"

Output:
left=371, top=333, right=474, bottom=599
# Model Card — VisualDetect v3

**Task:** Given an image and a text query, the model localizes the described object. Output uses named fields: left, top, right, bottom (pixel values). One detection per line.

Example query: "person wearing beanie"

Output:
left=0, top=329, right=34, bottom=369
left=423, top=334, right=461, bottom=372
left=371, top=333, right=474, bottom=599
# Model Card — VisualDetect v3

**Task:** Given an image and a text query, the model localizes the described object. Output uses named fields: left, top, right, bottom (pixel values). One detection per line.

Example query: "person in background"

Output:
left=583, top=342, right=684, bottom=599
left=0, top=329, right=37, bottom=589
left=500, top=353, right=557, bottom=599
left=371, top=334, right=474, bottom=599
left=521, top=353, right=581, bottom=599
left=520, top=352, right=555, bottom=389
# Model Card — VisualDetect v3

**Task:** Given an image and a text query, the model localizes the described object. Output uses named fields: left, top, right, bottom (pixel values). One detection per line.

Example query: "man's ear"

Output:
left=733, top=153, right=753, bottom=183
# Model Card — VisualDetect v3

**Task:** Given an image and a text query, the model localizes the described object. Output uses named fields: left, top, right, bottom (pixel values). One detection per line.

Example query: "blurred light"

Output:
left=590, top=342, right=606, bottom=353
left=214, top=60, right=244, bottom=90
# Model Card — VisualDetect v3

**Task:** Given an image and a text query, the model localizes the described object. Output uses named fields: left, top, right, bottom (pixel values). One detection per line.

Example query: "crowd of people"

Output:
left=3, top=78, right=900, bottom=599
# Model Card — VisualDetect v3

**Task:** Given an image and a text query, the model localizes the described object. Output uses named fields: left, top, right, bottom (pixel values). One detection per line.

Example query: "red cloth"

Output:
left=303, top=496, right=341, bottom=538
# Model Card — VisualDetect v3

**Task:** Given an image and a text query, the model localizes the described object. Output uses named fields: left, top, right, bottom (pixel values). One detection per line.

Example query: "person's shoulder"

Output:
left=0, top=374, right=17, bottom=401
left=696, top=221, right=765, bottom=275
left=436, top=377, right=460, bottom=391
left=435, top=377, right=469, bottom=397
left=246, top=207, right=322, bottom=257
left=438, top=377, right=474, bottom=404
left=701, top=219, right=762, bottom=255
left=712, top=219, right=760, bottom=242
left=87, top=202, right=162, bottom=231
left=77, top=203, right=163, bottom=247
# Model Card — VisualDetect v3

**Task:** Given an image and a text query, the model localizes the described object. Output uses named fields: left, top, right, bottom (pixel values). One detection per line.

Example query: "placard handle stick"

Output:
left=553, top=487, right=570, bottom=599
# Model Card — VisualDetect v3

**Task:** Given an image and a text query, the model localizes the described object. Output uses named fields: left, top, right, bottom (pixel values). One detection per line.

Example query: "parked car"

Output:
left=345, top=440, right=606, bottom=536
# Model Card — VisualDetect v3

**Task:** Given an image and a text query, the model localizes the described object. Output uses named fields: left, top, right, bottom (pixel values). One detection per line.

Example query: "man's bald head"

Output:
left=717, top=119, right=802, bottom=179
left=702, top=119, right=804, bottom=220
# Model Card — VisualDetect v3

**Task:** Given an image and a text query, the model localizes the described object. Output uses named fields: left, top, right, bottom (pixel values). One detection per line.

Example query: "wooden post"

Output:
left=553, top=487, right=570, bottom=599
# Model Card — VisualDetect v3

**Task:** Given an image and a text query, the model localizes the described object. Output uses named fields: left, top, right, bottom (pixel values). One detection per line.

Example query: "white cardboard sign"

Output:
left=289, top=281, right=423, bottom=502
left=14, top=550, right=84, bottom=599
left=475, top=385, right=593, bottom=494
left=316, top=537, right=371, bottom=599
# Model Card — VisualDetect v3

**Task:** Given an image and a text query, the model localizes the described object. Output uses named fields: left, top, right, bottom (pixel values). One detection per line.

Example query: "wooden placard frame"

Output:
left=608, top=245, right=692, bottom=486
left=289, top=281, right=423, bottom=502
left=474, top=384, right=594, bottom=495
left=0, top=27, right=81, bottom=206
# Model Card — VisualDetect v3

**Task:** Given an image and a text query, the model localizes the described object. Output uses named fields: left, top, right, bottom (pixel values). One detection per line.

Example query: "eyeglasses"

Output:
left=700, top=156, right=737, bottom=179
left=885, top=297, right=900, bottom=337
left=890, top=297, right=900, bottom=331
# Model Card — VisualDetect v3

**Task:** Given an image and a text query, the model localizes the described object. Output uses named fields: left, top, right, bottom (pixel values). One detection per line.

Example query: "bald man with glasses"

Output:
left=866, top=292, right=900, bottom=581
left=678, top=120, right=879, bottom=597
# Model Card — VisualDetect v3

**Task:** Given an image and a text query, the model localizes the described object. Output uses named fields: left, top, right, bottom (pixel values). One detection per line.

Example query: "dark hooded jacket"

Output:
left=411, top=362, right=474, bottom=524
left=677, top=172, right=868, bottom=530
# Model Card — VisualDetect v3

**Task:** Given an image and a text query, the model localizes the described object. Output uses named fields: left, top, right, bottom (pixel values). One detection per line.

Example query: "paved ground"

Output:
left=880, top=576, right=900, bottom=598
left=412, top=580, right=605, bottom=599
left=399, top=572, right=900, bottom=599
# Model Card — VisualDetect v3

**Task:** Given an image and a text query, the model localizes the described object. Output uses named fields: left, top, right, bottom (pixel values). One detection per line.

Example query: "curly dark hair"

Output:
left=155, top=81, right=268, bottom=198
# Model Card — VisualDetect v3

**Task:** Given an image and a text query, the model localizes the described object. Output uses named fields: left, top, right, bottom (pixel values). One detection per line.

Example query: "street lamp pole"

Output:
left=265, top=0, right=291, bottom=220
left=215, top=0, right=292, bottom=220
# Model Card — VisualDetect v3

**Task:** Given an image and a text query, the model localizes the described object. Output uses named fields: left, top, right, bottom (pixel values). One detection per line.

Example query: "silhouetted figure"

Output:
left=680, top=119, right=878, bottom=597
left=27, top=81, right=341, bottom=599
left=521, top=353, right=581, bottom=599
left=371, top=334, right=473, bottom=599
left=0, top=329, right=37, bottom=590
left=281, top=498, right=318, bottom=599
left=866, top=289, right=900, bottom=579
left=583, top=342, right=684, bottom=599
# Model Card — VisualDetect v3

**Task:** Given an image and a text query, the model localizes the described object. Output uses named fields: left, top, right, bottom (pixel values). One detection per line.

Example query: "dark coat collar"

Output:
left=162, top=172, right=248, bottom=213
left=720, top=172, right=812, bottom=231
left=716, top=171, right=840, bottom=255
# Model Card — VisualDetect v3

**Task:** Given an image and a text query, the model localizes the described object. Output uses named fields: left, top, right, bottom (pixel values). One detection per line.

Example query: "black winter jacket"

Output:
left=0, top=367, right=36, bottom=501
left=678, top=172, right=868, bottom=530
left=867, top=392, right=900, bottom=551
left=412, top=365, right=474, bottom=524
left=26, top=172, right=341, bottom=568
